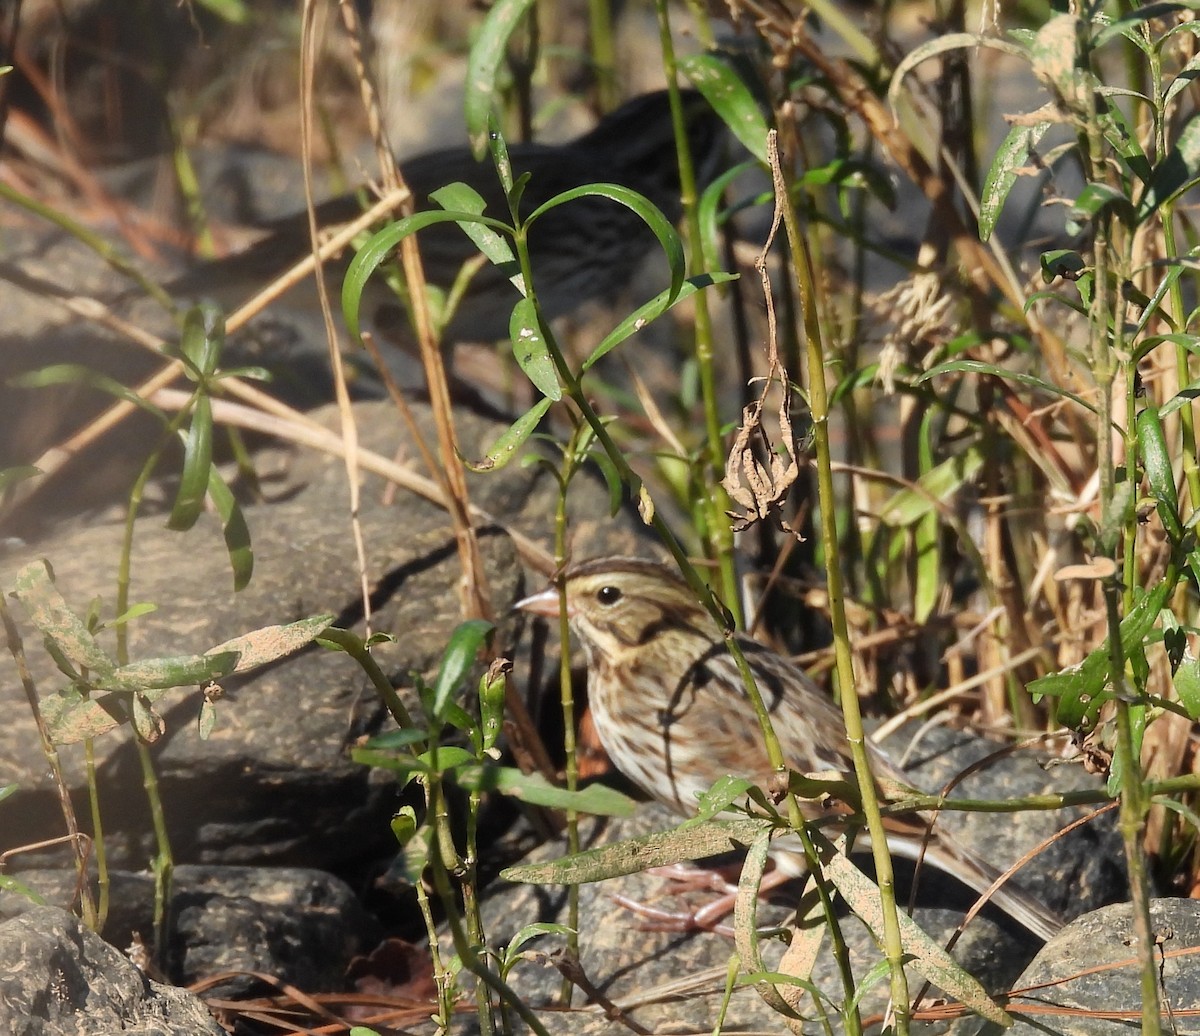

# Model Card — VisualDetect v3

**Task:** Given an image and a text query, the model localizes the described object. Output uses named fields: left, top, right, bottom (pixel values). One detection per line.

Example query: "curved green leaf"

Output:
left=501, top=817, right=771, bottom=884
left=178, top=302, right=225, bottom=380
left=509, top=297, right=560, bottom=399
left=1136, top=406, right=1184, bottom=543
left=980, top=121, right=1050, bottom=242
left=464, top=396, right=553, bottom=472
left=342, top=209, right=510, bottom=339
left=206, top=466, right=253, bottom=590
left=679, top=53, right=770, bottom=164
left=455, top=765, right=637, bottom=816
left=10, top=560, right=114, bottom=676
left=918, top=359, right=1097, bottom=413
left=167, top=393, right=212, bottom=531
left=463, top=0, right=537, bottom=158
left=527, top=183, right=685, bottom=301
left=1138, top=113, right=1200, bottom=221
left=582, top=272, right=737, bottom=372
left=431, top=619, right=494, bottom=718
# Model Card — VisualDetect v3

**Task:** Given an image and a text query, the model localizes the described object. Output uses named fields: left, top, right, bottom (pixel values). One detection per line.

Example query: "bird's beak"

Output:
left=514, top=585, right=568, bottom=619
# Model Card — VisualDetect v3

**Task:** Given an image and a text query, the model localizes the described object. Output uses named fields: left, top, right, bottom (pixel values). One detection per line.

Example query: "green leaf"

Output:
left=502, top=922, right=575, bottom=963
left=391, top=805, right=419, bottom=847
left=9, top=364, right=169, bottom=422
left=94, top=651, right=240, bottom=692
left=0, top=466, right=41, bottom=494
left=430, top=182, right=523, bottom=293
left=889, top=32, right=1025, bottom=114
left=818, top=836, right=1011, bottom=1027
left=198, top=699, right=217, bottom=740
left=1136, top=406, right=1184, bottom=543
left=479, top=662, right=508, bottom=755
left=1138, top=113, right=1200, bottom=221
left=463, top=397, right=553, bottom=472
left=431, top=619, right=494, bottom=718
left=342, top=210, right=510, bottom=340
left=979, top=121, right=1050, bottom=242
left=678, top=54, right=770, bottom=164
left=917, top=358, right=1098, bottom=414
left=1067, top=182, right=1138, bottom=235
left=1173, top=655, right=1200, bottom=719
left=1031, top=580, right=1173, bottom=727
left=582, top=272, right=737, bottom=372
left=455, top=765, right=637, bottom=816
left=10, top=560, right=115, bottom=677
left=502, top=817, right=771, bottom=884
left=418, top=746, right=477, bottom=773
left=463, top=0, right=537, bottom=158
left=167, top=393, right=213, bottom=531
left=879, top=447, right=984, bottom=527
left=177, top=303, right=225, bottom=380
left=204, top=615, right=333, bottom=673
left=206, top=466, right=253, bottom=590
left=527, top=183, right=686, bottom=303
left=509, top=297, right=560, bottom=399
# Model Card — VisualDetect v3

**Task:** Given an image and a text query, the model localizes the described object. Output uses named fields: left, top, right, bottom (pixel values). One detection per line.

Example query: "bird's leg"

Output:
left=611, top=862, right=796, bottom=933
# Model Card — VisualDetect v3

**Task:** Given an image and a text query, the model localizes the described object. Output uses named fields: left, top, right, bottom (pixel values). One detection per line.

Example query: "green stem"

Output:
left=653, top=1, right=740, bottom=619
left=778, top=135, right=908, bottom=1030
left=553, top=430, right=585, bottom=1003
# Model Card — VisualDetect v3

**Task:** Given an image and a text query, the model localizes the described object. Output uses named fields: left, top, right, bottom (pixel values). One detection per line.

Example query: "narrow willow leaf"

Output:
left=1031, top=580, right=1173, bottom=727
left=431, top=619, right=494, bottom=718
left=455, top=765, right=636, bottom=816
left=198, top=699, right=217, bottom=740
left=42, top=689, right=123, bottom=744
left=342, top=210, right=509, bottom=339
left=1173, top=655, right=1200, bottom=719
left=167, top=393, right=213, bottom=531
left=95, top=651, right=239, bottom=692
left=464, top=397, right=553, bottom=472
left=527, top=183, right=685, bottom=302
left=177, top=302, right=225, bottom=380
left=733, top=830, right=803, bottom=1020
left=391, top=805, right=419, bottom=848
left=582, top=272, right=737, bottom=371
left=509, top=297, right=560, bottom=400
left=504, top=923, right=575, bottom=961
left=979, top=121, right=1050, bottom=242
left=463, top=0, right=536, bottom=158
left=1138, top=113, right=1200, bottom=221
left=1067, top=182, right=1137, bottom=235
left=501, top=817, right=771, bottom=885
left=204, top=614, right=333, bottom=673
left=889, top=32, right=1024, bottom=114
left=9, top=364, right=169, bottom=422
left=678, top=54, right=770, bottom=164
left=879, top=448, right=984, bottom=527
left=206, top=467, right=253, bottom=590
left=918, top=359, right=1097, bottom=413
left=1136, top=406, right=1184, bottom=543
left=430, top=182, right=523, bottom=293
left=10, top=560, right=115, bottom=676
left=820, top=843, right=1011, bottom=1026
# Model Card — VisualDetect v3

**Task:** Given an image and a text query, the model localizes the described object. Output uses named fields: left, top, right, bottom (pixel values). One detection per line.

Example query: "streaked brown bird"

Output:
left=516, top=557, right=1064, bottom=941
left=170, top=90, right=727, bottom=344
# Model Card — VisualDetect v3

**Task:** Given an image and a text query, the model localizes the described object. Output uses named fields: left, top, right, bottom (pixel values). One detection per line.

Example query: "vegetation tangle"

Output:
left=5, top=1, right=1200, bottom=1034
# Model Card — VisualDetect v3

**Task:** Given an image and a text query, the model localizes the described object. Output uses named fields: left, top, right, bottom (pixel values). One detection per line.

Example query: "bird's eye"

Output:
left=596, top=585, right=622, bottom=606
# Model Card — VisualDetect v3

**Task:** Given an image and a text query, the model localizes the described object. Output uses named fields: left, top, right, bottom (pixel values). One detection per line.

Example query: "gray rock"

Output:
left=452, top=725, right=1118, bottom=1034
left=0, top=866, right=378, bottom=995
left=996, top=898, right=1200, bottom=1035
left=0, top=396, right=649, bottom=873
left=0, top=905, right=225, bottom=1036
